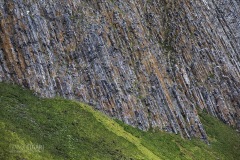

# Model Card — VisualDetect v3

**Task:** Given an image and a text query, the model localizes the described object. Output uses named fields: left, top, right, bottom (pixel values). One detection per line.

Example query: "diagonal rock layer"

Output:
left=0, top=0, right=239, bottom=139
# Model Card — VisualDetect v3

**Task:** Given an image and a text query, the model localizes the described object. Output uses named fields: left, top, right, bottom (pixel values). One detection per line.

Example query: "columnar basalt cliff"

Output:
left=0, top=0, right=239, bottom=139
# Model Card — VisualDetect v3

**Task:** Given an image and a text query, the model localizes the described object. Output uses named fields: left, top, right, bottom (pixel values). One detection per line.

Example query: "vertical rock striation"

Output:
left=0, top=0, right=239, bottom=139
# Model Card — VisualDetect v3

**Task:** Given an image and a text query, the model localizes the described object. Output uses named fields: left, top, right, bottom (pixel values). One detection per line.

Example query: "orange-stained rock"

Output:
left=0, top=0, right=239, bottom=140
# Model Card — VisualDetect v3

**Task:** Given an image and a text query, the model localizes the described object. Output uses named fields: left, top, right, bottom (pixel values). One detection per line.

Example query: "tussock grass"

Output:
left=0, top=82, right=239, bottom=160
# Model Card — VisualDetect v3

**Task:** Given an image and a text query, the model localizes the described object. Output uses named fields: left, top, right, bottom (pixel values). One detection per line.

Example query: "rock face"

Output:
left=0, top=0, right=239, bottom=139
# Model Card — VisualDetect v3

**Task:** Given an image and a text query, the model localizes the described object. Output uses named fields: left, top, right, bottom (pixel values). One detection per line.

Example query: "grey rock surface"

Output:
left=0, top=0, right=239, bottom=139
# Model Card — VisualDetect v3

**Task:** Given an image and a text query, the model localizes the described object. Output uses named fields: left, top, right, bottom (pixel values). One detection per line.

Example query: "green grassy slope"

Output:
left=0, top=82, right=239, bottom=160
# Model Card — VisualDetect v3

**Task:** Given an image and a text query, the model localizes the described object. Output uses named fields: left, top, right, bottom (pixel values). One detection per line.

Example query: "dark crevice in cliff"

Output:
left=0, top=0, right=239, bottom=139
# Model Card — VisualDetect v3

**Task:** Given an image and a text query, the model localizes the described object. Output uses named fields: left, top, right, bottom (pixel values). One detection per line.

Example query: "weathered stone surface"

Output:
left=0, top=0, right=239, bottom=139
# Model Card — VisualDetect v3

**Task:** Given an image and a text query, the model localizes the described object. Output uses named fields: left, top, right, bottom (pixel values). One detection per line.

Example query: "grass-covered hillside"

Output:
left=0, top=82, right=239, bottom=160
